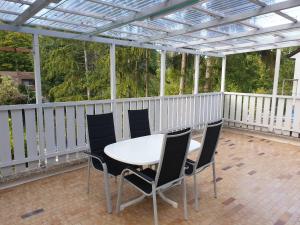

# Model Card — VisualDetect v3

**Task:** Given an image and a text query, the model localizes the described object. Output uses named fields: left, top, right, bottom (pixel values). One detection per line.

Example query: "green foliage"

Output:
left=0, top=31, right=33, bottom=71
left=0, top=76, right=26, bottom=104
left=0, top=30, right=299, bottom=105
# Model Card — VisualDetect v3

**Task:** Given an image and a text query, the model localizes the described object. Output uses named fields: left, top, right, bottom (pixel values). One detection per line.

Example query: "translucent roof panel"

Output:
left=201, top=0, right=259, bottom=16
left=0, top=1, right=29, bottom=13
left=165, top=8, right=213, bottom=26
left=214, top=23, right=254, bottom=34
left=248, top=13, right=293, bottom=28
left=0, top=0, right=299, bottom=56
left=282, top=6, right=300, bottom=21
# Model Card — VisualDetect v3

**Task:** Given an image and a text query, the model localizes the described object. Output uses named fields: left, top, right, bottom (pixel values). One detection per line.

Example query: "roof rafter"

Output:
left=88, top=0, right=201, bottom=35
left=143, top=0, right=300, bottom=43
left=0, top=23, right=223, bottom=57
left=247, top=0, right=298, bottom=23
left=202, top=36, right=300, bottom=53
left=13, top=0, right=61, bottom=26
left=175, top=22, right=300, bottom=48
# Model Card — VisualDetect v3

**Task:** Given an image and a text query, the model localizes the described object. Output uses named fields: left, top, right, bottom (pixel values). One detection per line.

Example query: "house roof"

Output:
left=0, top=0, right=300, bottom=56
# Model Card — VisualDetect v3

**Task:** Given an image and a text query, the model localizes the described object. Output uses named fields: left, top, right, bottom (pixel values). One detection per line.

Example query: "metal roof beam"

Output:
left=143, top=0, right=300, bottom=43
left=0, top=23, right=223, bottom=57
left=174, top=21, right=300, bottom=48
left=192, top=5, right=261, bottom=30
left=248, top=0, right=297, bottom=23
left=13, top=0, right=61, bottom=26
left=202, top=36, right=300, bottom=53
left=224, top=40, right=300, bottom=55
left=88, top=0, right=201, bottom=35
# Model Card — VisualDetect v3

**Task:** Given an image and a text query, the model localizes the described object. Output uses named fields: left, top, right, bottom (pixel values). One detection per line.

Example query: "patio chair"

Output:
left=128, top=109, right=151, bottom=138
left=185, top=120, right=223, bottom=210
left=85, top=113, right=138, bottom=213
left=116, top=129, right=191, bottom=225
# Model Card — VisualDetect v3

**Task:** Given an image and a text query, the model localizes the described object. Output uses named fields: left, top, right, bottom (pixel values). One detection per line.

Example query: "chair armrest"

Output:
left=83, top=150, right=105, bottom=164
left=122, top=168, right=154, bottom=184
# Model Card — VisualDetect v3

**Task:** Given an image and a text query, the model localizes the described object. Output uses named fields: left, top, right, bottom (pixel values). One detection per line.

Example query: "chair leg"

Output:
left=103, top=170, right=113, bottom=213
left=183, top=177, right=188, bottom=220
left=152, top=184, right=159, bottom=225
left=87, top=157, right=91, bottom=194
left=212, top=162, right=217, bottom=198
left=193, top=173, right=199, bottom=211
left=116, top=175, right=124, bottom=214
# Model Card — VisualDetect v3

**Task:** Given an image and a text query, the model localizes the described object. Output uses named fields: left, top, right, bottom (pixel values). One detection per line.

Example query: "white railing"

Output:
left=223, top=92, right=300, bottom=137
left=0, top=92, right=223, bottom=177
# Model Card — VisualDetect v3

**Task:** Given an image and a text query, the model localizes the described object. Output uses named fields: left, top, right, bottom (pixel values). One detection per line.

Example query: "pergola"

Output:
left=1, top=0, right=300, bottom=97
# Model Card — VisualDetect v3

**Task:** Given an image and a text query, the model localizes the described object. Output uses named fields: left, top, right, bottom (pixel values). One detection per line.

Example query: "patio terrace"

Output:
left=1, top=129, right=300, bottom=225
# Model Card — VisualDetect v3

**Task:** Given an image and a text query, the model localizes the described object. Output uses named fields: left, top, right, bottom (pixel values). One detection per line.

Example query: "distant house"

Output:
left=0, top=71, right=35, bottom=89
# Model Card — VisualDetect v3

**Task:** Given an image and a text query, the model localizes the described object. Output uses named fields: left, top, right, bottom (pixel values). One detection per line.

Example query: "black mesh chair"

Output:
left=85, top=113, right=138, bottom=213
left=185, top=120, right=223, bottom=210
left=128, top=109, right=151, bottom=138
left=116, top=129, right=191, bottom=225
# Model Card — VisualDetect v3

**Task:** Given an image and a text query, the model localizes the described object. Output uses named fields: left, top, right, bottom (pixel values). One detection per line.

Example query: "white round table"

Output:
left=104, top=134, right=201, bottom=166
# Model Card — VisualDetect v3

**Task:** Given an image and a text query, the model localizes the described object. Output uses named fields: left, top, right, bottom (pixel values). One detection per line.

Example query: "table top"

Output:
left=104, top=134, right=201, bottom=166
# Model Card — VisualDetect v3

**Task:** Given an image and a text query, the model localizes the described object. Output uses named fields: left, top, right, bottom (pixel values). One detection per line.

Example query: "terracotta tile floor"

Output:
left=1, top=129, right=300, bottom=225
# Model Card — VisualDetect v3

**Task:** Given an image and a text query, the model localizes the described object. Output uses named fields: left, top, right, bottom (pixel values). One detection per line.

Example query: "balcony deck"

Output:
left=0, top=129, right=300, bottom=225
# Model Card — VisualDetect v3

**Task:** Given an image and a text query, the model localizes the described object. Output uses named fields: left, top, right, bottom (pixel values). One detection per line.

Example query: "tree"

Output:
left=0, top=76, right=26, bottom=104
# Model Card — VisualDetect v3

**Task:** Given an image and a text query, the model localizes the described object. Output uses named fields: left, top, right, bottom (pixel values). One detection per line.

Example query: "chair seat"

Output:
left=125, top=168, right=156, bottom=194
left=185, top=158, right=195, bottom=175
left=92, top=155, right=138, bottom=176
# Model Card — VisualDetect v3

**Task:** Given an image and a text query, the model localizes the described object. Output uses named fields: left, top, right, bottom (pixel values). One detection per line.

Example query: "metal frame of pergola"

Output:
left=0, top=0, right=299, bottom=105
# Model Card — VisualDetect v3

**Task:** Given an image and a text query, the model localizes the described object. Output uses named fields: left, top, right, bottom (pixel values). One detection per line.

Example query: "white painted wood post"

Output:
left=160, top=50, right=166, bottom=131
left=269, top=49, right=281, bottom=131
left=110, top=44, right=116, bottom=100
left=194, top=54, right=200, bottom=94
left=193, top=54, right=200, bottom=128
left=221, top=56, right=226, bottom=92
left=33, top=34, right=45, bottom=166
left=221, top=56, right=226, bottom=119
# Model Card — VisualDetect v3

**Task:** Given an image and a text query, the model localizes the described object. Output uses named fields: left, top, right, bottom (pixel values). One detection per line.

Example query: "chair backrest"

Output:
left=128, top=109, right=151, bottom=138
left=167, top=127, right=191, bottom=136
left=156, top=129, right=191, bottom=187
left=87, top=113, right=116, bottom=158
left=196, top=120, right=223, bottom=169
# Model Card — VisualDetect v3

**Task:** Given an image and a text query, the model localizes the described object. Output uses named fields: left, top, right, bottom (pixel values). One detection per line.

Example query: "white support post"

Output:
left=221, top=56, right=226, bottom=92
left=269, top=49, right=281, bottom=131
left=194, top=54, right=200, bottom=94
left=33, top=34, right=45, bottom=166
left=193, top=54, right=200, bottom=128
left=221, top=56, right=226, bottom=120
left=160, top=50, right=166, bottom=131
left=110, top=44, right=116, bottom=100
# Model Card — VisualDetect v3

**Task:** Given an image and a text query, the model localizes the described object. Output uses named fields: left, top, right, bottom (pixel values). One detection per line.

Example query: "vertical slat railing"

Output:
left=224, top=92, right=300, bottom=137
left=0, top=93, right=223, bottom=175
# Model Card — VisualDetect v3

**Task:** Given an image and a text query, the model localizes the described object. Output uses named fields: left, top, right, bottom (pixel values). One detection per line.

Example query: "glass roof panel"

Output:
left=248, top=13, right=292, bottom=28
left=282, top=6, right=300, bottom=21
left=102, top=30, right=146, bottom=40
left=259, top=0, right=289, bottom=5
left=214, top=23, right=254, bottom=34
left=100, top=0, right=164, bottom=10
left=114, top=24, right=164, bottom=37
left=53, top=0, right=134, bottom=20
left=0, top=1, right=29, bottom=14
left=189, top=29, right=225, bottom=38
left=143, top=18, right=185, bottom=31
left=27, top=18, right=94, bottom=33
left=0, top=12, right=17, bottom=22
left=32, top=9, right=110, bottom=28
left=200, top=0, right=259, bottom=16
left=165, top=8, right=213, bottom=25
